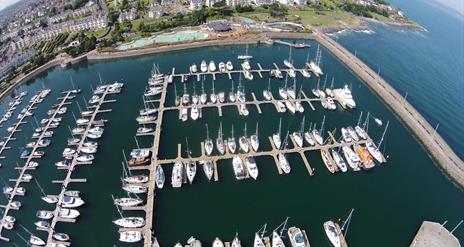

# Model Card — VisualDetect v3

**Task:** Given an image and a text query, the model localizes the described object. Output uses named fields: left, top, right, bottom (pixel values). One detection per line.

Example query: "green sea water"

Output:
left=0, top=40, right=462, bottom=247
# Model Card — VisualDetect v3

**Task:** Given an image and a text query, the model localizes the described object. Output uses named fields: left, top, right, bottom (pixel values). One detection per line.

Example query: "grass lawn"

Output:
left=86, top=27, right=110, bottom=39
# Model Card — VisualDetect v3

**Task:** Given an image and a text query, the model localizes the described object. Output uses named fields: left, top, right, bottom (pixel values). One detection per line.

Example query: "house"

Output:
left=147, top=3, right=164, bottom=19
left=190, top=0, right=204, bottom=10
left=226, top=0, right=251, bottom=8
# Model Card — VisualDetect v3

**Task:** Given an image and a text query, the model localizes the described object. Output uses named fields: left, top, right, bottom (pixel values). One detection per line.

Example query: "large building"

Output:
left=226, top=0, right=252, bottom=8
left=190, top=0, right=204, bottom=10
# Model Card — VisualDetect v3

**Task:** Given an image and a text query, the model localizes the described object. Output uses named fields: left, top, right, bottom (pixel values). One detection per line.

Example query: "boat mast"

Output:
left=255, top=122, right=259, bottom=137
left=34, top=178, right=46, bottom=197
left=300, top=116, right=306, bottom=134
left=378, top=120, right=389, bottom=148
left=206, top=124, right=210, bottom=140
left=357, top=111, right=363, bottom=126
left=330, top=77, right=334, bottom=89
left=193, top=82, right=196, bottom=96
left=231, top=125, right=234, bottom=139
left=340, top=208, right=355, bottom=238
left=111, top=194, right=125, bottom=218
left=219, top=121, right=223, bottom=140
left=267, top=78, right=271, bottom=91
left=319, top=115, right=325, bottom=134
left=212, top=80, right=215, bottom=94
left=231, top=80, right=235, bottom=94
left=322, top=75, right=327, bottom=89
left=243, top=122, right=247, bottom=137
left=277, top=118, right=282, bottom=138
left=364, top=112, right=370, bottom=133
left=279, top=217, right=289, bottom=237
left=316, top=78, right=320, bottom=90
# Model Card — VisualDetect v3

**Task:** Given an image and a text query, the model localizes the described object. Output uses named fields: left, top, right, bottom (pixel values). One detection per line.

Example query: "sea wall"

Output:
left=309, top=29, right=464, bottom=188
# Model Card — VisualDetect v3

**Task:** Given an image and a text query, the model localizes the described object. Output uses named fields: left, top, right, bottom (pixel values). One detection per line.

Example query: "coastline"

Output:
left=2, top=32, right=462, bottom=189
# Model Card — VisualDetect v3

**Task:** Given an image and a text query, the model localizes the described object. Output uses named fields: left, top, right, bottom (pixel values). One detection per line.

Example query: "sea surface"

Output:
left=0, top=1, right=462, bottom=246
left=332, top=0, right=464, bottom=159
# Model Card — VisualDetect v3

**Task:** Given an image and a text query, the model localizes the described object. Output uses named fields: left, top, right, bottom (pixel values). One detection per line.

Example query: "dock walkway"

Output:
left=0, top=91, right=75, bottom=242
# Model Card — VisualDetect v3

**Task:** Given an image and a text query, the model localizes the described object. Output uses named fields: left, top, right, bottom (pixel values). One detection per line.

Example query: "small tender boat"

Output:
left=53, top=233, right=70, bottom=242
left=42, top=195, right=59, bottom=204
left=123, top=185, right=148, bottom=194
left=58, top=208, right=80, bottom=219
left=35, top=220, right=50, bottom=229
left=119, top=231, right=142, bottom=243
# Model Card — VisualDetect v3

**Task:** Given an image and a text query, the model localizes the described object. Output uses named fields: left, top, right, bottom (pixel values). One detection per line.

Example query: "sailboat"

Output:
left=304, top=123, right=315, bottom=146
left=202, top=160, right=214, bottom=181
left=367, top=121, right=388, bottom=163
left=307, top=44, right=323, bottom=77
left=216, top=122, right=225, bottom=154
left=232, top=233, right=241, bottom=247
left=200, top=79, right=207, bottom=105
left=210, top=80, right=217, bottom=103
left=182, top=83, right=190, bottom=106
left=36, top=178, right=58, bottom=204
left=279, top=75, right=289, bottom=100
left=254, top=224, right=267, bottom=247
left=292, top=116, right=305, bottom=148
left=272, top=217, right=289, bottom=247
left=185, top=140, right=196, bottom=184
left=324, top=208, right=354, bottom=247
left=204, top=124, right=214, bottom=156
left=229, top=80, right=236, bottom=102
left=312, top=116, right=325, bottom=145
left=239, top=123, right=249, bottom=153
left=287, top=79, right=296, bottom=100
left=250, top=122, right=259, bottom=152
left=228, top=125, right=237, bottom=154
left=155, top=164, right=165, bottom=189
left=192, top=83, right=199, bottom=105
left=273, top=118, right=282, bottom=149
left=355, top=112, right=368, bottom=140
left=279, top=132, right=291, bottom=174
left=263, top=78, right=272, bottom=101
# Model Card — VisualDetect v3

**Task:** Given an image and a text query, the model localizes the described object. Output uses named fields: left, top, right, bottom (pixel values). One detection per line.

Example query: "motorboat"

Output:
left=137, top=127, right=153, bottom=134
left=156, top=165, right=165, bottom=189
left=76, top=118, right=89, bottom=125
left=119, top=231, right=142, bottom=243
left=321, top=149, right=337, bottom=173
left=62, top=148, right=76, bottom=157
left=232, top=156, right=246, bottom=180
left=139, top=108, right=157, bottom=116
left=202, top=160, right=214, bottom=181
left=287, top=69, right=296, bottom=78
left=42, top=195, right=58, bottom=204
left=114, top=197, right=143, bottom=207
left=58, top=208, right=80, bottom=219
left=278, top=153, right=291, bottom=174
left=64, top=190, right=80, bottom=197
left=331, top=149, right=348, bottom=172
left=123, top=184, right=148, bottom=194
left=239, top=104, right=249, bottom=116
left=171, top=161, right=184, bottom=188
left=283, top=59, right=294, bottom=69
left=36, top=210, right=54, bottom=220
left=342, top=145, right=361, bottom=171
left=11, top=201, right=21, bottom=210
left=81, top=146, right=97, bottom=154
left=191, top=105, right=200, bottom=120
left=245, top=156, right=258, bottom=180
left=295, top=101, right=304, bottom=113
left=61, top=196, right=85, bottom=208
left=124, top=174, right=149, bottom=184
left=187, top=236, right=202, bottom=247
left=35, top=220, right=50, bottom=229
left=341, top=128, right=352, bottom=142
left=113, top=217, right=145, bottom=228
left=287, top=226, right=309, bottom=247
left=136, top=115, right=157, bottom=124
left=301, top=68, right=311, bottom=78
left=186, top=160, right=197, bottom=184
left=30, top=235, right=46, bottom=246
left=130, top=148, right=151, bottom=159
left=53, top=233, right=70, bottom=242
left=219, top=62, right=226, bottom=72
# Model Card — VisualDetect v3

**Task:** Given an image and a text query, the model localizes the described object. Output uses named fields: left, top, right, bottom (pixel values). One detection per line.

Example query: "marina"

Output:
left=0, top=40, right=461, bottom=246
left=0, top=89, right=77, bottom=241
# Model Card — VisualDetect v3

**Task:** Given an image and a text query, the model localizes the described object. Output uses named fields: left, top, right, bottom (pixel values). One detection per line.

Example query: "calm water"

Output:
left=334, top=0, right=464, bottom=159
left=0, top=1, right=463, bottom=245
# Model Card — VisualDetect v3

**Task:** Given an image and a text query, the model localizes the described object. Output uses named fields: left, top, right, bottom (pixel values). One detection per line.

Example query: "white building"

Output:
left=252, top=0, right=274, bottom=6
left=226, top=0, right=251, bottom=7
left=148, top=4, right=164, bottom=18
left=190, top=0, right=204, bottom=10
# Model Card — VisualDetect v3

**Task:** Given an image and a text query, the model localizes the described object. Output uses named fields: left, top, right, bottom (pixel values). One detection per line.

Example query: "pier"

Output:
left=0, top=90, right=50, bottom=159
left=0, top=90, right=75, bottom=242
left=409, top=221, right=460, bottom=247
left=45, top=86, right=120, bottom=246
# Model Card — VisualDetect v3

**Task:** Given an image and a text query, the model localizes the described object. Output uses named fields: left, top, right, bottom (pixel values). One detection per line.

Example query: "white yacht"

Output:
left=114, top=197, right=143, bottom=207
left=342, top=146, right=361, bottom=171
left=341, top=128, right=352, bottom=142
left=213, top=238, right=224, bottom=247
left=287, top=226, right=309, bottom=247
left=219, top=62, right=226, bottom=72
left=333, top=85, right=356, bottom=109
left=186, top=160, right=196, bottom=184
left=273, top=118, right=282, bottom=149
left=205, top=124, right=214, bottom=156
left=245, top=156, right=258, bottom=180
left=30, top=236, right=46, bottom=246
left=216, top=122, right=225, bottom=155
left=119, top=231, right=142, bottom=243
left=228, top=126, right=237, bottom=154
left=232, top=156, right=246, bottom=180
left=226, top=61, right=233, bottom=71
left=190, top=105, right=200, bottom=120
left=250, top=122, right=259, bottom=152
left=366, top=142, right=386, bottom=163
left=190, top=64, right=197, bottom=73
left=203, top=160, right=214, bottom=181
left=61, top=196, right=85, bottom=208
left=58, top=208, right=80, bottom=219
left=200, top=60, right=207, bottom=72
left=278, top=153, right=291, bottom=174
left=355, top=126, right=367, bottom=140
left=171, top=161, right=184, bottom=188
left=209, top=61, right=216, bottom=72
left=113, top=217, right=145, bottom=228
left=331, top=149, right=348, bottom=172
